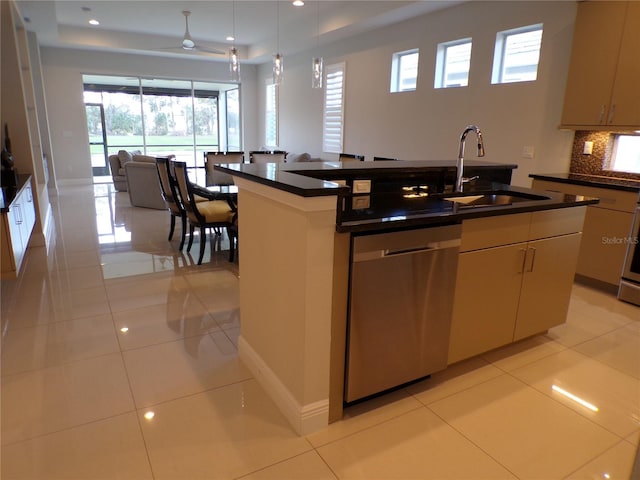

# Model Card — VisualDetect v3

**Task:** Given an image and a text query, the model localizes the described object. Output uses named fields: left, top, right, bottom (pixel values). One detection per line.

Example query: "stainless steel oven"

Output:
left=618, top=203, right=640, bottom=306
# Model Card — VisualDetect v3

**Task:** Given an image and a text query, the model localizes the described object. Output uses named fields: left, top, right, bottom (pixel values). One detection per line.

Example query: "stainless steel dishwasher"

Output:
left=345, top=224, right=462, bottom=403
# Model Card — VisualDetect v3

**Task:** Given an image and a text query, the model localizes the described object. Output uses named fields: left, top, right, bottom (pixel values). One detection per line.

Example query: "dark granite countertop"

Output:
left=529, top=173, right=640, bottom=193
left=216, top=160, right=517, bottom=197
left=216, top=161, right=596, bottom=233
left=1, top=175, right=32, bottom=213
left=336, top=183, right=598, bottom=233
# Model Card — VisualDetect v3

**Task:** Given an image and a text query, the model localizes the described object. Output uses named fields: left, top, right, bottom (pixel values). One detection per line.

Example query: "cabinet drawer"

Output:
left=460, top=213, right=531, bottom=252
left=532, top=179, right=638, bottom=213
left=529, top=206, right=586, bottom=240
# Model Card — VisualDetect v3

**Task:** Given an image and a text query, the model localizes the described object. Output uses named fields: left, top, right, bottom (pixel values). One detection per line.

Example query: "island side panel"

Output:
left=234, top=178, right=341, bottom=435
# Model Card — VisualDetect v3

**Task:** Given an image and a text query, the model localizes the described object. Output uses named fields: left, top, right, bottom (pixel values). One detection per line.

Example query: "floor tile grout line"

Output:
left=560, top=436, right=636, bottom=480
left=423, top=402, right=521, bottom=479
left=407, top=370, right=510, bottom=410
left=0, top=348, right=124, bottom=379
left=305, top=402, right=426, bottom=450
left=504, top=370, right=630, bottom=444
left=0, top=409, right=139, bottom=448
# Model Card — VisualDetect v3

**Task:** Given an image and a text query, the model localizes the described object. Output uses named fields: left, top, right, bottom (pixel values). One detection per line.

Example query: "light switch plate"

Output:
left=522, top=146, right=535, bottom=159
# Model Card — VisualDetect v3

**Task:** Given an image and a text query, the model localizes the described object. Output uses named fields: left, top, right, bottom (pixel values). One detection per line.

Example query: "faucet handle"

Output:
left=462, top=175, right=479, bottom=185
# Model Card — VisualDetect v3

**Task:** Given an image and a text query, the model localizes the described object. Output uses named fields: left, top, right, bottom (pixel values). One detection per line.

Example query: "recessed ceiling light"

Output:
left=226, top=35, right=235, bottom=42
left=89, top=19, right=100, bottom=26
left=293, top=0, right=304, bottom=6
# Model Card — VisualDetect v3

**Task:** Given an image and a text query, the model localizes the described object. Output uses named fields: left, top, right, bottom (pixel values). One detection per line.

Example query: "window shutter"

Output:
left=323, top=63, right=345, bottom=154
left=265, top=82, right=278, bottom=147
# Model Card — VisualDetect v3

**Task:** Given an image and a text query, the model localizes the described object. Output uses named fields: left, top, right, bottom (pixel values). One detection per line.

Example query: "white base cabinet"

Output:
left=1, top=177, right=36, bottom=278
left=448, top=208, right=585, bottom=364
left=532, top=179, right=637, bottom=286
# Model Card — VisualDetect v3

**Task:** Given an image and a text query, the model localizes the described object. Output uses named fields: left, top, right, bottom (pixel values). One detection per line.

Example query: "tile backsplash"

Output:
left=570, top=130, right=640, bottom=181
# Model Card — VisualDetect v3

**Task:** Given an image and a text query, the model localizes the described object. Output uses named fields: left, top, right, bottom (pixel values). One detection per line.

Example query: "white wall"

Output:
left=40, top=48, right=258, bottom=183
left=257, top=1, right=578, bottom=187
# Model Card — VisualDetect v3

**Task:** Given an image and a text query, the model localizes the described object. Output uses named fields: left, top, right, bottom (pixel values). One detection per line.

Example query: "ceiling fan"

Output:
left=163, top=10, right=225, bottom=56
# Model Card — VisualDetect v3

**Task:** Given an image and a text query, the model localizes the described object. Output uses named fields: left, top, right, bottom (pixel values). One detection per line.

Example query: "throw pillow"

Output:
left=118, top=150, right=133, bottom=165
left=286, top=152, right=312, bottom=163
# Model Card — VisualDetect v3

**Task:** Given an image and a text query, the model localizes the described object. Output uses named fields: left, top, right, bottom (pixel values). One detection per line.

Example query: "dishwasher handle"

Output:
left=353, top=238, right=460, bottom=262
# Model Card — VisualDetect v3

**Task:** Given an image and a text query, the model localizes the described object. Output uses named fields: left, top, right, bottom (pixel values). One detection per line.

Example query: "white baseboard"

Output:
left=238, top=335, right=329, bottom=436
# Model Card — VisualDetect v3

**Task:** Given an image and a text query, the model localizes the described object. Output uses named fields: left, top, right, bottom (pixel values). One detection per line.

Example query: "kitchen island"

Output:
left=217, top=161, right=597, bottom=435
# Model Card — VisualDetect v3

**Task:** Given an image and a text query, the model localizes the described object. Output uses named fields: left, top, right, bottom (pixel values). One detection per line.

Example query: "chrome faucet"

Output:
left=456, top=125, right=485, bottom=192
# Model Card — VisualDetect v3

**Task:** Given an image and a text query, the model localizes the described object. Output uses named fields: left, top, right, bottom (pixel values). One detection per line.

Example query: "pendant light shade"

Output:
left=229, top=1, right=240, bottom=81
left=273, top=2, right=283, bottom=85
left=312, top=56, right=323, bottom=88
left=229, top=47, right=240, bottom=81
left=273, top=53, right=284, bottom=85
left=311, top=1, right=323, bottom=89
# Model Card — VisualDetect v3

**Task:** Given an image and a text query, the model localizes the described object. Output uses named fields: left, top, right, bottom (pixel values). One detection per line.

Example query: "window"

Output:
left=83, top=75, right=229, bottom=167
left=434, top=39, right=472, bottom=88
left=609, top=134, right=640, bottom=174
left=323, top=62, right=345, bottom=153
left=390, top=49, right=419, bottom=93
left=265, top=82, right=278, bottom=148
left=225, top=88, right=241, bottom=151
left=492, top=24, right=543, bottom=84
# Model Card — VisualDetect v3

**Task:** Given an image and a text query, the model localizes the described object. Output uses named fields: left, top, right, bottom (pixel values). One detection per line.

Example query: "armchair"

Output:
left=124, top=154, right=167, bottom=210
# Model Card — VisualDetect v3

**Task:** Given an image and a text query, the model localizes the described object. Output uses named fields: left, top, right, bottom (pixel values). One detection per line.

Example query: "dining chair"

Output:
left=373, top=156, right=398, bottom=161
left=249, top=150, right=287, bottom=164
left=155, top=156, right=188, bottom=250
left=339, top=153, right=365, bottom=162
left=172, top=161, right=238, bottom=265
left=204, top=151, right=244, bottom=185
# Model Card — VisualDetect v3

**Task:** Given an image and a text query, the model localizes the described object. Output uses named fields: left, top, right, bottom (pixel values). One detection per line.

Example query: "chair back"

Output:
left=172, top=161, right=205, bottom=225
left=205, top=151, right=244, bottom=185
left=249, top=150, right=287, bottom=164
left=155, top=157, right=183, bottom=216
left=339, top=153, right=365, bottom=162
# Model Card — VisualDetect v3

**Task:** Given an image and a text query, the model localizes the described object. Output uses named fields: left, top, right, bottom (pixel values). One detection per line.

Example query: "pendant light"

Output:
left=273, top=1, right=284, bottom=85
left=229, top=0, right=240, bottom=81
left=311, top=1, right=323, bottom=88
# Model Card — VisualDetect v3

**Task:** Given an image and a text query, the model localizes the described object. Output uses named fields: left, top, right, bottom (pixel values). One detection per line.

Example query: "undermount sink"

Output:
left=444, top=190, right=551, bottom=208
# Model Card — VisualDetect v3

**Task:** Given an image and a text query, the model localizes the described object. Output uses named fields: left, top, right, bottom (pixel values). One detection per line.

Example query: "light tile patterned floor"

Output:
left=1, top=183, right=639, bottom=479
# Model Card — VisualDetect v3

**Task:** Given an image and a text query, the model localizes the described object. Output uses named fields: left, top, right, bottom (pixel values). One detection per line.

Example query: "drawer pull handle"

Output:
left=526, top=247, right=537, bottom=273
left=607, top=104, right=616, bottom=124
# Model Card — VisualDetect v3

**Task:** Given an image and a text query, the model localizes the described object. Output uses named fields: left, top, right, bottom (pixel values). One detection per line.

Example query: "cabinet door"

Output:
left=561, top=1, right=627, bottom=126
left=577, top=207, right=634, bottom=285
left=21, top=184, right=36, bottom=243
left=514, top=233, right=582, bottom=341
left=8, top=204, right=26, bottom=271
left=609, top=1, right=640, bottom=126
left=448, top=244, right=524, bottom=364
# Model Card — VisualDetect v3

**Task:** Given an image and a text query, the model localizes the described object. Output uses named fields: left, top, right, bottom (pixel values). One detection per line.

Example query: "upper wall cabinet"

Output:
left=561, top=1, right=640, bottom=129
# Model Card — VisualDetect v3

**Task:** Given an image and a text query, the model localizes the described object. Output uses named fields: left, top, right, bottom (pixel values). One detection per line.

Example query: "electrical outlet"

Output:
left=353, top=180, right=371, bottom=194
left=583, top=141, right=593, bottom=155
left=352, top=196, right=370, bottom=209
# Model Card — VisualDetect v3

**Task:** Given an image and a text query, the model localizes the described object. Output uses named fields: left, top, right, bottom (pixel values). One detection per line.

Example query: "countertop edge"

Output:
left=337, top=196, right=598, bottom=233
left=1, top=175, right=32, bottom=213
left=529, top=173, right=640, bottom=193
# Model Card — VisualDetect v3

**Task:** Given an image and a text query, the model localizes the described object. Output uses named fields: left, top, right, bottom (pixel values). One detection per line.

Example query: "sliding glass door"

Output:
left=83, top=75, right=240, bottom=172
left=85, top=103, right=109, bottom=176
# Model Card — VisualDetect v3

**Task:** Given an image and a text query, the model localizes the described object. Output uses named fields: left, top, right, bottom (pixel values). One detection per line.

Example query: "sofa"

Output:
left=108, top=150, right=166, bottom=209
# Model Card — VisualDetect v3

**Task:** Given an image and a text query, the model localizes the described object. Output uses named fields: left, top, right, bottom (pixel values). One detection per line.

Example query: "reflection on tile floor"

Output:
left=1, top=184, right=639, bottom=479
